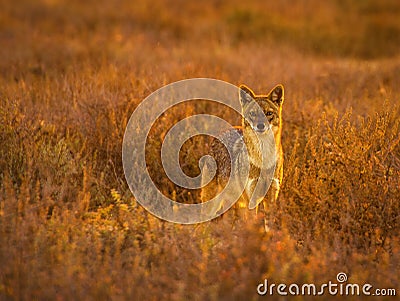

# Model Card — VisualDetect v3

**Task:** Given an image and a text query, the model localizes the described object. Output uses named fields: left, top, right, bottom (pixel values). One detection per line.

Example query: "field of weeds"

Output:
left=0, top=0, right=399, bottom=300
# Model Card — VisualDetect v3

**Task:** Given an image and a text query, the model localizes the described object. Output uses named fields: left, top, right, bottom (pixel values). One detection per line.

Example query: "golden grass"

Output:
left=0, top=0, right=399, bottom=300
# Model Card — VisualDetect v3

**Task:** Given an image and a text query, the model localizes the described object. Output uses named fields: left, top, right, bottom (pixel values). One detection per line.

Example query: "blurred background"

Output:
left=2, top=0, right=400, bottom=113
left=2, top=0, right=400, bottom=73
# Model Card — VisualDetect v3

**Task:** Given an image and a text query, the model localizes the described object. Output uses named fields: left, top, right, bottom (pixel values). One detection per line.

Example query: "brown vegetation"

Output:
left=0, top=0, right=399, bottom=300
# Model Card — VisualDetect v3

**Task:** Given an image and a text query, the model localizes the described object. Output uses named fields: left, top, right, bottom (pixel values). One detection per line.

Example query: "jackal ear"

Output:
left=267, top=84, right=284, bottom=106
left=239, top=84, right=255, bottom=106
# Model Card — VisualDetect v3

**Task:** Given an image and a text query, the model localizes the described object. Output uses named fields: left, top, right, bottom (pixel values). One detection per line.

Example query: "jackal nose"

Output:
left=256, top=123, right=266, bottom=131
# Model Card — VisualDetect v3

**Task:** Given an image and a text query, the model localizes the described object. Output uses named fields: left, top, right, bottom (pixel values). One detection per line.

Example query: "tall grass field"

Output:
left=0, top=0, right=399, bottom=300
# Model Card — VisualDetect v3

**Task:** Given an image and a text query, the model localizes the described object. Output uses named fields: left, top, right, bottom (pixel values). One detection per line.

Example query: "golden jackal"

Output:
left=200, top=84, right=284, bottom=227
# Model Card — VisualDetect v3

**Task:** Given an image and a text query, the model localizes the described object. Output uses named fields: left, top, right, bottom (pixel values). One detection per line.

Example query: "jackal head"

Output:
left=239, top=84, right=284, bottom=136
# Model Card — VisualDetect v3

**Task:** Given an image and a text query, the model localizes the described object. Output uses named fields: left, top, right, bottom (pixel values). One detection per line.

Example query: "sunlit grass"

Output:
left=0, top=0, right=399, bottom=300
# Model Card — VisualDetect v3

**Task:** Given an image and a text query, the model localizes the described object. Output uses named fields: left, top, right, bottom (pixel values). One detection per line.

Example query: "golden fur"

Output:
left=200, top=84, right=284, bottom=228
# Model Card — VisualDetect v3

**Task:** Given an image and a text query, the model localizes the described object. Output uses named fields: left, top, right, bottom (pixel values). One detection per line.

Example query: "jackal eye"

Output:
left=266, top=111, right=273, bottom=116
left=249, top=111, right=256, bottom=117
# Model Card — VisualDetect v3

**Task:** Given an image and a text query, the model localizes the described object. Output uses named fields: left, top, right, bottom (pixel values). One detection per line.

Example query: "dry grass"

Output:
left=0, top=0, right=399, bottom=300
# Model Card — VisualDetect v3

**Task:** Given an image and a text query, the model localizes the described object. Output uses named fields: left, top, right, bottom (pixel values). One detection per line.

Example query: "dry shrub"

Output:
left=281, top=104, right=399, bottom=252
